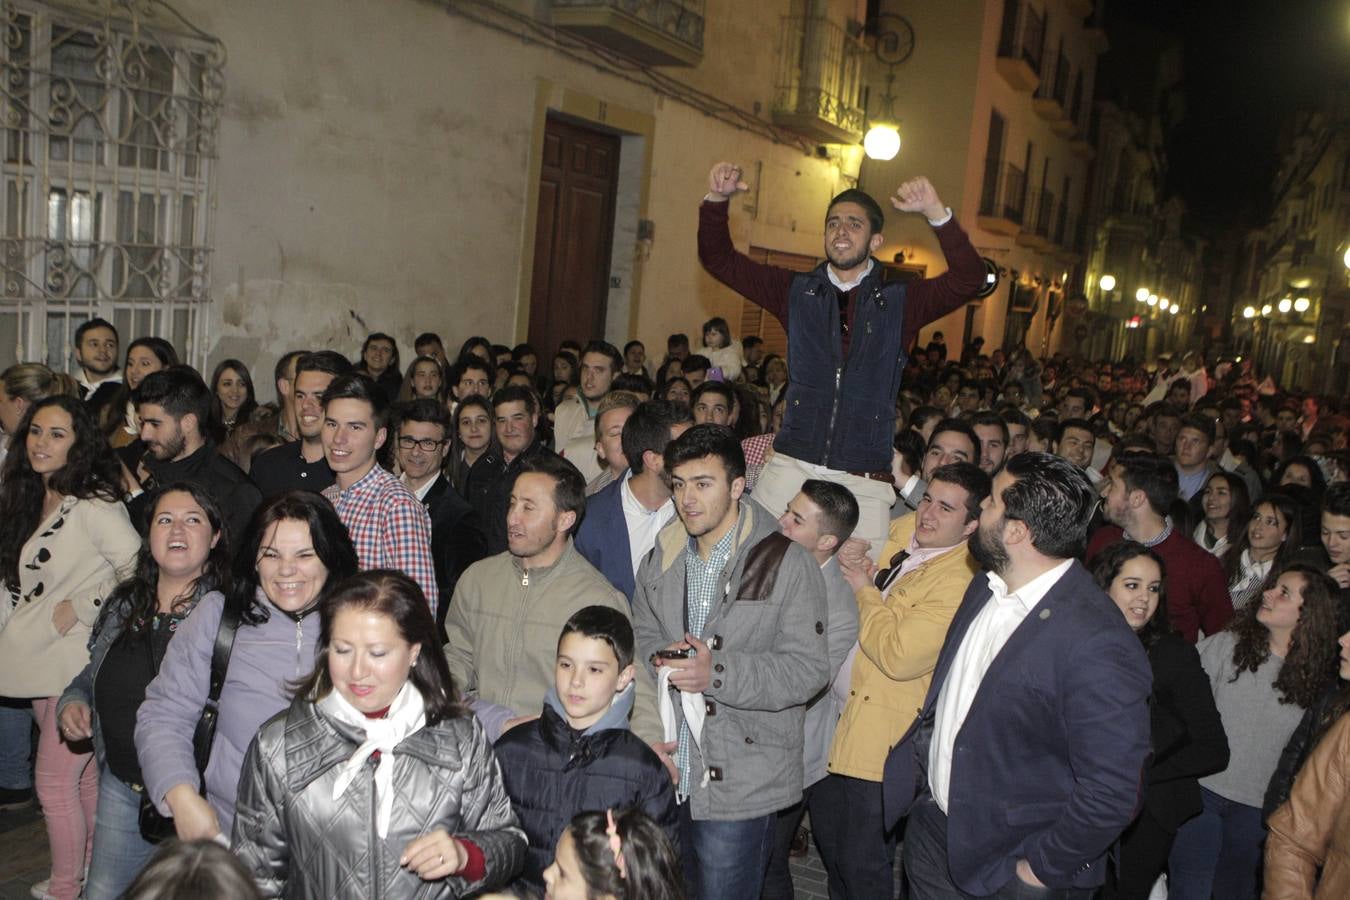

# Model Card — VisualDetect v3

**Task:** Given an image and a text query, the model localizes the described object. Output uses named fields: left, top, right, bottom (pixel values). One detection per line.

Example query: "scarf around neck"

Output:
left=319, top=681, right=426, bottom=838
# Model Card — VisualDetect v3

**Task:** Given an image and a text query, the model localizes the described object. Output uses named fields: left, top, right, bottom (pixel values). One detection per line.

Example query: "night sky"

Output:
left=1105, top=0, right=1348, bottom=233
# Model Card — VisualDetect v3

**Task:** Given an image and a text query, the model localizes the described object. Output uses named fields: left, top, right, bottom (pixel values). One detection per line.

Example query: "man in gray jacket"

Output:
left=633, top=425, right=829, bottom=900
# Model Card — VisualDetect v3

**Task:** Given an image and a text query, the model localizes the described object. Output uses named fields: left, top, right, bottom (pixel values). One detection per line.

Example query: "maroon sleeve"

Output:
left=1194, top=552, right=1235, bottom=639
left=456, top=838, right=487, bottom=883
left=698, top=201, right=795, bottom=327
left=1086, top=525, right=1124, bottom=562
left=901, top=217, right=987, bottom=347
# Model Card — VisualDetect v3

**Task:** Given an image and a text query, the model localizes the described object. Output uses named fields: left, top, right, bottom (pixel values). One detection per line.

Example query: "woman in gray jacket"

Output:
left=57, top=483, right=230, bottom=900
left=232, top=570, right=525, bottom=898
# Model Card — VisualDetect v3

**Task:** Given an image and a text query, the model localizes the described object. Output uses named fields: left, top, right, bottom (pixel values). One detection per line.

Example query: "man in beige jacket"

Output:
left=812, top=462, right=988, bottom=900
left=443, top=452, right=667, bottom=765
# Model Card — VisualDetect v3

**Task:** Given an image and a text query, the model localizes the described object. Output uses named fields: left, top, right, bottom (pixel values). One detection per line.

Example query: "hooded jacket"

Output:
left=232, top=696, right=526, bottom=899
left=493, top=685, right=677, bottom=884
left=136, top=590, right=322, bottom=834
left=631, top=498, right=829, bottom=820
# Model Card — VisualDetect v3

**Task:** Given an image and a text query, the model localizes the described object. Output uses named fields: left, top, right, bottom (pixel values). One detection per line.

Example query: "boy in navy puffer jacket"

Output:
left=494, top=606, right=678, bottom=886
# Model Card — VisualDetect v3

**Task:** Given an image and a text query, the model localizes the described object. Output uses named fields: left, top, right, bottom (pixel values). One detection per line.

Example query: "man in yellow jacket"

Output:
left=811, top=461, right=990, bottom=900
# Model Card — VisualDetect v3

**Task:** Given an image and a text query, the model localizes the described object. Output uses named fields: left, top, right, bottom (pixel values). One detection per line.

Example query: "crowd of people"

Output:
left=0, top=164, right=1348, bottom=900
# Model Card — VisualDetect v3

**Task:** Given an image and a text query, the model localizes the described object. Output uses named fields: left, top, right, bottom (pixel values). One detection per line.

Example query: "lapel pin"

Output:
left=1039, top=608, right=1052, bottom=620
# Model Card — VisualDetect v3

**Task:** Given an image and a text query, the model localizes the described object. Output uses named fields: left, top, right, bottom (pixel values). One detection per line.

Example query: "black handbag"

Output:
left=138, top=597, right=240, bottom=843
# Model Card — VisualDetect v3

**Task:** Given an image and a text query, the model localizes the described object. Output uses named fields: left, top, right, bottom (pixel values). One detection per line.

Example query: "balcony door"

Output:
left=528, top=115, right=620, bottom=356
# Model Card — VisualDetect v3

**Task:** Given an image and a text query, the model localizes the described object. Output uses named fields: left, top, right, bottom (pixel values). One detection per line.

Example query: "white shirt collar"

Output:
left=985, top=558, right=1074, bottom=613
left=827, top=258, right=874, bottom=292
left=401, top=472, right=437, bottom=502
left=621, top=469, right=671, bottom=518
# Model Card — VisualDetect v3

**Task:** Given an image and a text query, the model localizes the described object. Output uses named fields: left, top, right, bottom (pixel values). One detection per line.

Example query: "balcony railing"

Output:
left=771, top=15, right=866, bottom=143
left=550, top=0, right=705, bottom=66
left=995, top=0, right=1044, bottom=92
left=978, top=160, right=1027, bottom=236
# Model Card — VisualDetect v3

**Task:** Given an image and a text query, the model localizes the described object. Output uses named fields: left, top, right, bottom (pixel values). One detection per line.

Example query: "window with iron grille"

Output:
left=0, top=0, right=222, bottom=374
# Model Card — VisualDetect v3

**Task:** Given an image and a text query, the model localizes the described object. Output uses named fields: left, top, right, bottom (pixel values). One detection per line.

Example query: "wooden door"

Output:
left=528, top=116, right=620, bottom=356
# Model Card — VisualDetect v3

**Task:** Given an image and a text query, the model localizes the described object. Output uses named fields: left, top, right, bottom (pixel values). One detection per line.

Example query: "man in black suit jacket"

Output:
left=394, top=400, right=488, bottom=636
left=863, top=452, right=1151, bottom=898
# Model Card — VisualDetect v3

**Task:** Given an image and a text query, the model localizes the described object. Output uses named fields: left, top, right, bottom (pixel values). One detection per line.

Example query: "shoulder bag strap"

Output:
left=190, top=597, right=241, bottom=776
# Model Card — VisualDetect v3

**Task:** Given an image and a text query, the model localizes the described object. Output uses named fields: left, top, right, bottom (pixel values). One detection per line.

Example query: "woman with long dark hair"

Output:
left=208, top=358, right=258, bottom=441
left=0, top=395, right=140, bottom=900
left=0, top=363, right=78, bottom=469
left=232, top=570, right=526, bottom=897
left=100, top=337, right=179, bottom=449
left=1193, top=470, right=1252, bottom=559
left=1091, top=542, right=1229, bottom=899
left=135, top=491, right=359, bottom=843
left=544, top=808, right=686, bottom=900
left=1222, top=494, right=1302, bottom=611
left=56, top=483, right=230, bottom=899
left=1168, top=564, right=1341, bottom=900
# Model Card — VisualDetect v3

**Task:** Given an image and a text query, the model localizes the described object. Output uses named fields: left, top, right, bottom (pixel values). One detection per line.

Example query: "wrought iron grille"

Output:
left=0, top=0, right=223, bottom=373
left=772, top=15, right=865, bottom=140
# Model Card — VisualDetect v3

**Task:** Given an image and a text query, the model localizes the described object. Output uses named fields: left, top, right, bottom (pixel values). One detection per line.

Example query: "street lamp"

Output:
left=1169, top=305, right=1178, bottom=315
left=1261, top=304, right=1273, bottom=317
left=1136, top=287, right=1150, bottom=302
left=1147, top=294, right=1158, bottom=306
left=1243, top=306, right=1257, bottom=318
left=1099, top=274, right=1117, bottom=292
left=1294, top=297, right=1311, bottom=313
left=1159, top=299, right=1170, bottom=311
left=1278, top=297, right=1293, bottom=313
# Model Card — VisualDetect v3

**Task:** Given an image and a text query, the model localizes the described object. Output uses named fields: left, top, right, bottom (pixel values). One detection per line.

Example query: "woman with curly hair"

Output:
left=1168, top=563, right=1341, bottom=900
left=0, top=395, right=140, bottom=899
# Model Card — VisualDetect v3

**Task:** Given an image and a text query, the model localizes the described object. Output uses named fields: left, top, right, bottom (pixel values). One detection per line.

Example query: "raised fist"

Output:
left=708, top=162, right=750, bottom=200
left=891, top=176, right=946, bottom=221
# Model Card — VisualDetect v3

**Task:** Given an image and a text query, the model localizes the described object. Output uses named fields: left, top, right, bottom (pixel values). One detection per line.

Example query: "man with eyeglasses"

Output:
left=698, top=163, right=985, bottom=557
left=394, top=399, right=487, bottom=637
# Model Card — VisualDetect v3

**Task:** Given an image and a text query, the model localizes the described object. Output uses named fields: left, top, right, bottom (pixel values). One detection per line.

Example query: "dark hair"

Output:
left=110, top=482, right=232, bottom=637
left=137, top=366, right=213, bottom=434
left=1029, top=416, right=1060, bottom=448
left=567, top=809, right=686, bottom=900
left=999, top=406, right=1032, bottom=431
left=800, top=479, right=860, bottom=543
left=1227, top=563, right=1340, bottom=707
left=399, top=355, right=446, bottom=403
left=701, top=317, right=732, bottom=347
left=1178, top=412, right=1216, bottom=444
left=358, top=332, right=400, bottom=375
left=0, top=395, right=124, bottom=593
left=622, top=400, right=694, bottom=476
left=894, top=428, right=925, bottom=478
left=743, top=335, right=763, bottom=351
left=929, top=462, right=992, bottom=522
left=209, top=359, right=258, bottom=433
left=396, top=397, right=450, bottom=437
left=1276, top=454, right=1327, bottom=494
left=127, top=336, right=180, bottom=372
left=75, top=317, right=118, bottom=347
left=514, top=453, right=587, bottom=535
left=1114, top=453, right=1180, bottom=517
left=414, top=332, right=443, bottom=351
left=660, top=377, right=692, bottom=402
left=908, top=405, right=943, bottom=433
left=664, top=423, right=746, bottom=483
left=692, top=380, right=735, bottom=410
left=230, top=491, right=360, bottom=626
left=294, top=350, right=354, bottom=381
left=927, top=417, right=982, bottom=462
left=511, top=342, right=538, bottom=363
left=560, top=605, right=635, bottom=670
left=1090, top=541, right=1174, bottom=651
left=581, top=340, right=623, bottom=374
left=272, top=350, right=306, bottom=399
left=295, top=570, right=462, bottom=725
left=1063, top=386, right=1096, bottom=412
left=450, top=354, right=496, bottom=393
left=623, top=340, right=645, bottom=356
left=122, top=839, right=262, bottom=900
left=1056, top=417, right=1094, bottom=445
left=1197, top=470, right=1252, bottom=547
left=491, top=383, right=539, bottom=417
left=1221, top=493, right=1303, bottom=586
left=320, top=373, right=390, bottom=430
left=458, top=336, right=492, bottom=363
left=969, top=410, right=1009, bottom=445
left=1324, top=482, right=1350, bottom=519
left=682, top=354, right=711, bottom=374
left=827, top=188, right=884, bottom=234
left=613, top=372, right=655, bottom=396
left=667, top=333, right=689, bottom=351
left=999, top=452, right=1098, bottom=559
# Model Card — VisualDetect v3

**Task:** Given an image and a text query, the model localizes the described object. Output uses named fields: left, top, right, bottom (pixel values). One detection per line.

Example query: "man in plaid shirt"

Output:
left=319, top=373, right=438, bottom=613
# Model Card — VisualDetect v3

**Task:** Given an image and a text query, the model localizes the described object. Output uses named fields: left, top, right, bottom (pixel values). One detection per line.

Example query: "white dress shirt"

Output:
left=400, top=473, right=437, bottom=503
left=620, top=470, right=675, bottom=578
left=928, top=558, right=1073, bottom=812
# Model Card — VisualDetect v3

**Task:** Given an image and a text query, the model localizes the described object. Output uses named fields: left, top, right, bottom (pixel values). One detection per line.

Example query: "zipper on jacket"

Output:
left=822, top=365, right=843, bottom=460
left=368, top=762, right=381, bottom=900
left=294, top=619, right=303, bottom=674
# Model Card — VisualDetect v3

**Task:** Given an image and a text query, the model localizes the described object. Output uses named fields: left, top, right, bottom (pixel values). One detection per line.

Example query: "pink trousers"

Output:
left=32, top=697, right=97, bottom=900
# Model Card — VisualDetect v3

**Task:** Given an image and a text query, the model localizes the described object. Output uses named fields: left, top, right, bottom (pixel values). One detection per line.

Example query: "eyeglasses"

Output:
left=397, top=436, right=445, bottom=452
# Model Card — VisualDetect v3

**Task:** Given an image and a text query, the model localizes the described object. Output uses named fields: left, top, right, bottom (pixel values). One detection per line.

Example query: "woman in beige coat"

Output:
left=0, top=395, right=138, bottom=900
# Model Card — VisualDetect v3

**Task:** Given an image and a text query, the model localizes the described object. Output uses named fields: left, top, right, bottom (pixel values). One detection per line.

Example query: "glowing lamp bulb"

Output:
left=1294, top=297, right=1310, bottom=312
left=1099, top=274, right=1116, bottom=292
left=862, top=125, right=901, bottom=161
left=1278, top=297, right=1292, bottom=313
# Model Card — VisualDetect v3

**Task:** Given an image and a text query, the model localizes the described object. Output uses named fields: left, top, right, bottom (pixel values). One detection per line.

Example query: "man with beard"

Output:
left=129, top=366, right=261, bottom=543
left=698, top=163, right=984, bottom=556
left=881, top=453, right=1151, bottom=898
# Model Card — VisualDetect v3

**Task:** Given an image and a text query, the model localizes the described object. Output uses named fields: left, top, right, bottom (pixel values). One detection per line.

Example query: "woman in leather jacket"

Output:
left=232, top=570, right=525, bottom=898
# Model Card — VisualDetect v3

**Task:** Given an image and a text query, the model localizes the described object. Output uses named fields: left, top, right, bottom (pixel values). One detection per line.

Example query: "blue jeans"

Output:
left=0, top=698, right=33, bottom=789
left=1167, top=787, right=1266, bottom=900
left=83, top=766, right=158, bottom=900
left=677, top=803, right=775, bottom=900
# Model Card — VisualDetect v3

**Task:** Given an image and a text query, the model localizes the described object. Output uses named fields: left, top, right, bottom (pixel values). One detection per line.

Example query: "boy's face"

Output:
left=555, top=631, right=634, bottom=730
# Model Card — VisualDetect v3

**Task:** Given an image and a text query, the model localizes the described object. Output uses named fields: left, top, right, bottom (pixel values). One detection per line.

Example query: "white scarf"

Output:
left=319, top=681, right=426, bottom=838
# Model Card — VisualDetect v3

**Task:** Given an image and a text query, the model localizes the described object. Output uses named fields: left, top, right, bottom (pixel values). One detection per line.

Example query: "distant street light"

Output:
left=1278, top=297, right=1293, bottom=313
left=1262, top=304, right=1273, bottom=317
left=1169, top=305, right=1178, bottom=315
left=1294, top=297, right=1311, bottom=312
left=1136, top=287, right=1150, bottom=302
left=1099, top=274, right=1117, bottom=292
left=1147, top=294, right=1158, bottom=306
left=1159, top=299, right=1170, bottom=311
left=1243, top=306, right=1257, bottom=319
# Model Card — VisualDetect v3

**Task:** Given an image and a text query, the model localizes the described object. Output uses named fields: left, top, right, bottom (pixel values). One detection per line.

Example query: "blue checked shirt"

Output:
left=675, top=520, right=738, bottom=800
